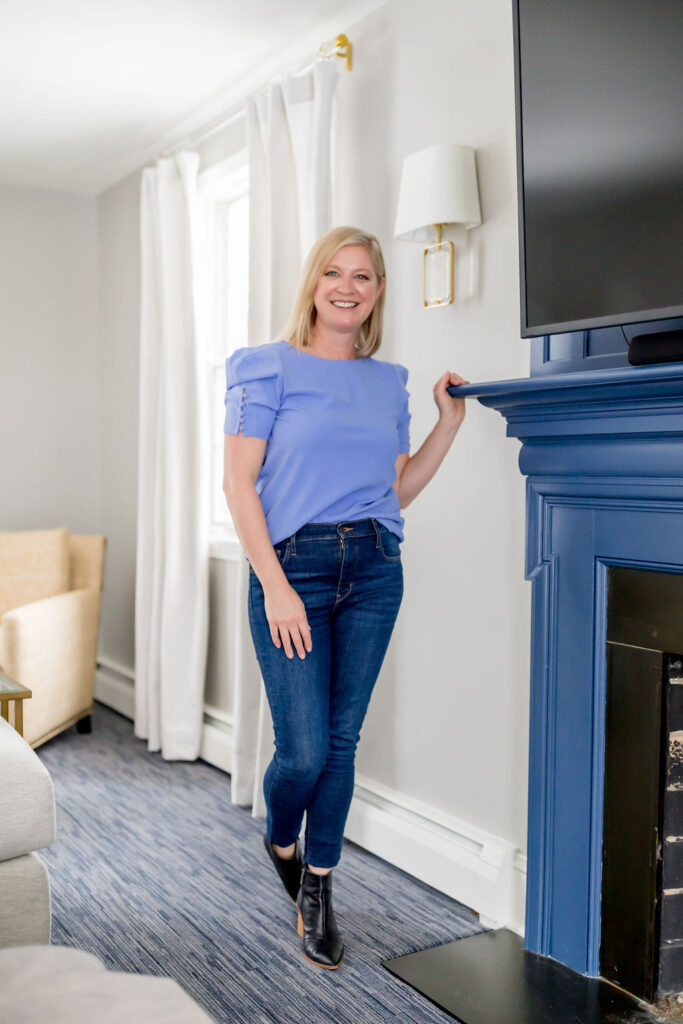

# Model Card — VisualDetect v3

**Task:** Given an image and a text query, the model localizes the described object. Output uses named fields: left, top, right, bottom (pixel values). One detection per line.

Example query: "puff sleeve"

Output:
left=224, top=346, right=282, bottom=439
left=394, top=363, right=411, bottom=454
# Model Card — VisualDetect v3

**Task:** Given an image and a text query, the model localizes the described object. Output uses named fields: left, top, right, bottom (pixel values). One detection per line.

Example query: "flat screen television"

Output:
left=513, top=0, right=683, bottom=338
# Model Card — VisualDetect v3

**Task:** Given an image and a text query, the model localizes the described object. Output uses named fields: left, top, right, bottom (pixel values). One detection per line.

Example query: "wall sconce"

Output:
left=394, top=143, right=482, bottom=308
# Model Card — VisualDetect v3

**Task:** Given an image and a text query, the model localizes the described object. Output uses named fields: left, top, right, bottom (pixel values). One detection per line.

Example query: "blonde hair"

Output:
left=279, top=226, right=386, bottom=357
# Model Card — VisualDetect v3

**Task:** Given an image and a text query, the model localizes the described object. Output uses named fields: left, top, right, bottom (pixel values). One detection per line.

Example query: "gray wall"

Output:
left=98, top=170, right=141, bottom=667
left=0, top=185, right=100, bottom=533
left=97, top=0, right=531, bottom=856
left=335, top=0, right=531, bottom=850
left=2, top=0, right=531, bottom=880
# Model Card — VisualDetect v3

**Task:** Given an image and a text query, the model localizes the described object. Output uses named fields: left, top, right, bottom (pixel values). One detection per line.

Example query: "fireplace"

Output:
left=603, top=567, right=683, bottom=1002
left=384, top=362, right=683, bottom=1023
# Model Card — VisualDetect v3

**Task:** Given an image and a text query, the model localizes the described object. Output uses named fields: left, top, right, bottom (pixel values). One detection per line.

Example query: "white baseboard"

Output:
left=94, top=659, right=526, bottom=932
left=199, top=704, right=235, bottom=775
left=95, top=659, right=135, bottom=718
left=511, top=853, right=527, bottom=936
left=345, top=776, right=524, bottom=931
left=95, top=662, right=237, bottom=774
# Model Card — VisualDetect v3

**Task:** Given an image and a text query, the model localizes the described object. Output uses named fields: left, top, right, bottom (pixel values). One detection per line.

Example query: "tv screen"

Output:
left=514, top=0, right=683, bottom=337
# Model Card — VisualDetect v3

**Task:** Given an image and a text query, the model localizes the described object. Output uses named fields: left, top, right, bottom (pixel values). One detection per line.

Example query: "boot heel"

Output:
left=297, top=909, right=304, bottom=937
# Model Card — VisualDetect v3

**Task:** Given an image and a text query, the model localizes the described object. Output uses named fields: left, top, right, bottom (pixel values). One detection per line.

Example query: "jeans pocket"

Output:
left=274, top=539, right=292, bottom=567
left=378, top=526, right=402, bottom=561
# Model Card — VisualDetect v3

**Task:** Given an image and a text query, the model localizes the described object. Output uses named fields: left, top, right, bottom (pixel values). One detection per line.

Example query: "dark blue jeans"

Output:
left=247, top=518, right=404, bottom=868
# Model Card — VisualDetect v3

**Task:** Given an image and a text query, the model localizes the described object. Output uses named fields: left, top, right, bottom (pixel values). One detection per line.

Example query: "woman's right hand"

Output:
left=263, top=580, right=313, bottom=660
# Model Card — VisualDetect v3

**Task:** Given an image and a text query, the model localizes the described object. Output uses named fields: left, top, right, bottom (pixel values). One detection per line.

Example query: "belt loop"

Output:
left=289, top=531, right=297, bottom=556
left=371, top=517, right=381, bottom=549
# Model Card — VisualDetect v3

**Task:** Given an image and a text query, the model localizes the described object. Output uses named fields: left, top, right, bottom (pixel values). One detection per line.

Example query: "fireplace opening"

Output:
left=602, top=567, right=683, bottom=1004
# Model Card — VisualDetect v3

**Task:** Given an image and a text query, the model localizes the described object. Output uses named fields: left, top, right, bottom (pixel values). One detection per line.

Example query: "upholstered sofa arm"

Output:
left=2, top=589, right=100, bottom=672
left=0, top=718, right=55, bottom=861
left=1, top=589, right=101, bottom=746
left=0, top=946, right=218, bottom=1022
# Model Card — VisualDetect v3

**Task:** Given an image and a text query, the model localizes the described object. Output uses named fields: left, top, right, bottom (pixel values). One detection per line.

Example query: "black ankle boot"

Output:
left=263, top=835, right=304, bottom=901
left=296, top=866, right=344, bottom=969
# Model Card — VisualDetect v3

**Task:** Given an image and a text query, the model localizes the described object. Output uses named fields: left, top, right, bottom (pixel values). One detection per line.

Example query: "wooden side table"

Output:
left=0, top=673, right=32, bottom=737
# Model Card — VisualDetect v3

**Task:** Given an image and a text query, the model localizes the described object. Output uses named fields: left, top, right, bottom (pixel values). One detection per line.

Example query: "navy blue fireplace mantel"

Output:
left=450, top=363, right=683, bottom=979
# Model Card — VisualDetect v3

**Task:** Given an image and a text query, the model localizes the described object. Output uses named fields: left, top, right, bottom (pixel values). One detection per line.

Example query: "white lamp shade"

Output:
left=394, top=143, right=482, bottom=241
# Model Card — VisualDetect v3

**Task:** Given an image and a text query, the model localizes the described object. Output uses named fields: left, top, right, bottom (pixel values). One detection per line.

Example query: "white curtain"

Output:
left=135, top=152, right=210, bottom=760
left=231, top=60, right=339, bottom=814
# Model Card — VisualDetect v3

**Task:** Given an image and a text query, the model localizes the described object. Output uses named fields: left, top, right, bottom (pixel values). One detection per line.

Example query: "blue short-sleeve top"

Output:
left=224, top=340, right=411, bottom=546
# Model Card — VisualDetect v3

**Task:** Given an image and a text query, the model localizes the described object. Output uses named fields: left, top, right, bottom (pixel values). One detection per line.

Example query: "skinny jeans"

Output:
left=247, top=518, right=404, bottom=868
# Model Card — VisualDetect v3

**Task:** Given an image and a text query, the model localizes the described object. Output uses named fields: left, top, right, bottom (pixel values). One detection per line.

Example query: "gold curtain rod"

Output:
left=157, top=32, right=352, bottom=161
left=320, top=33, right=352, bottom=72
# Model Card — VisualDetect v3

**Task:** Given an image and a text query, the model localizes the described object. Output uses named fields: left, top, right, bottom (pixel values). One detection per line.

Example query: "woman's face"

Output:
left=312, top=244, right=385, bottom=337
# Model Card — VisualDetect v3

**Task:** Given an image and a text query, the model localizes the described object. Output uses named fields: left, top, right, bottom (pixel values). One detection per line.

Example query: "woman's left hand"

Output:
left=434, top=370, right=469, bottom=426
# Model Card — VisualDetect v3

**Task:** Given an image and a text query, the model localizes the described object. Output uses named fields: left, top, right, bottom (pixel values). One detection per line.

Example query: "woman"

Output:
left=223, top=226, right=467, bottom=970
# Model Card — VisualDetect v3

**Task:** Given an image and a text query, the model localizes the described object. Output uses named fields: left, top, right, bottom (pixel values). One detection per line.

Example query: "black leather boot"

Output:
left=263, top=835, right=304, bottom=901
left=296, top=866, right=344, bottom=969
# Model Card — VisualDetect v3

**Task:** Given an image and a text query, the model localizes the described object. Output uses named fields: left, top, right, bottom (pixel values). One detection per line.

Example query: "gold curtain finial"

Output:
left=319, top=33, right=352, bottom=71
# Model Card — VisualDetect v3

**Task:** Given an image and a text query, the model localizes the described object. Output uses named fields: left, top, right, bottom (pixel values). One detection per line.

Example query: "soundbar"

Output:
left=628, top=330, right=683, bottom=366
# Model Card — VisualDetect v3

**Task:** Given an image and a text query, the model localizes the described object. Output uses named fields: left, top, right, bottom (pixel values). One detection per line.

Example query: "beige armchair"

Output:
left=0, top=528, right=106, bottom=748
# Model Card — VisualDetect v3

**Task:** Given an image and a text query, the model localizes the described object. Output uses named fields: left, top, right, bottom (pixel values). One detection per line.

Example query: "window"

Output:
left=197, top=151, right=249, bottom=534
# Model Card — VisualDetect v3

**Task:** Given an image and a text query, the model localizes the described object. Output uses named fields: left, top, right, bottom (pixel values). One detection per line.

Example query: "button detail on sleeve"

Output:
left=223, top=345, right=282, bottom=440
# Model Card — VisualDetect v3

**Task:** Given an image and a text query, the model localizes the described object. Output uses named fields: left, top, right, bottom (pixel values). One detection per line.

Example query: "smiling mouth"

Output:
left=331, top=301, right=358, bottom=308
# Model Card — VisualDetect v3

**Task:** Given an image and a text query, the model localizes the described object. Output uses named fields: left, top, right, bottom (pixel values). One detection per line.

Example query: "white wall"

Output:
left=335, top=0, right=531, bottom=856
left=94, top=0, right=530, bottom=924
left=0, top=185, right=100, bottom=533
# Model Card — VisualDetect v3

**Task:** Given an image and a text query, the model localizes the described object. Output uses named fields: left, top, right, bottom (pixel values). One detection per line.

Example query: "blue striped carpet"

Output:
left=37, top=703, right=482, bottom=1023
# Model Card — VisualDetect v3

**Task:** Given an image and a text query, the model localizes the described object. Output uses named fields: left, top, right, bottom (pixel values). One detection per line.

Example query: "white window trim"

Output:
left=198, top=152, right=248, bottom=198
left=197, top=149, right=249, bottom=547
left=209, top=532, right=242, bottom=561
